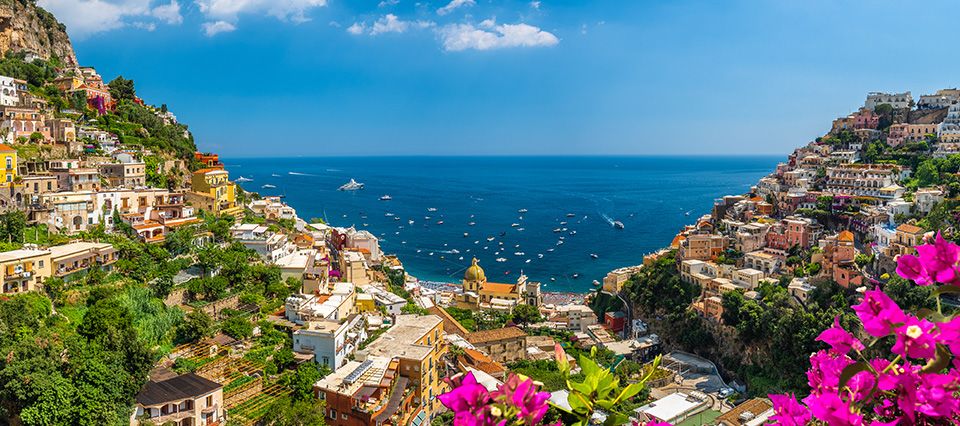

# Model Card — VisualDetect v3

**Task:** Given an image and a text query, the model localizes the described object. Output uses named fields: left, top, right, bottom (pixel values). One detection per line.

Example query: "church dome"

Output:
left=464, top=258, right=486, bottom=281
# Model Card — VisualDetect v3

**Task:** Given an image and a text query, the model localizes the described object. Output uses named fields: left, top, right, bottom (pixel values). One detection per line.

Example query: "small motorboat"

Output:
left=379, top=195, right=392, bottom=201
left=590, top=254, right=599, bottom=259
left=518, top=208, right=528, bottom=213
left=262, top=184, right=276, bottom=189
left=566, top=213, right=576, bottom=218
left=427, top=207, right=438, bottom=212
left=613, top=221, right=625, bottom=229
left=463, top=232, right=469, bottom=237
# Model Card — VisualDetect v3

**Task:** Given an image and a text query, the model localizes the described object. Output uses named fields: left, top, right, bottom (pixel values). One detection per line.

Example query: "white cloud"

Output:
left=530, top=1, right=540, bottom=9
left=202, top=20, right=236, bottom=36
left=349, top=15, right=433, bottom=36
left=132, top=21, right=157, bottom=31
left=346, top=22, right=365, bottom=35
left=196, top=0, right=327, bottom=24
left=371, top=14, right=408, bottom=34
left=436, top=0, right=474, bottom=16
left=378, top=0, right=399, bottom=7
left=437, top=21, right=558, bottom=51
left=37, top=0, right=182, bottom=38
left=151, top=0, right=182, bottom=24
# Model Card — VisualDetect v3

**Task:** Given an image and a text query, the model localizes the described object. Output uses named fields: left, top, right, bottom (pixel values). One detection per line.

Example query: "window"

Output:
left=206, top=395, right=212, bottom=407
left=322, top=356, right=329, bottom=366
left=330, top=409, right=337, bottom=419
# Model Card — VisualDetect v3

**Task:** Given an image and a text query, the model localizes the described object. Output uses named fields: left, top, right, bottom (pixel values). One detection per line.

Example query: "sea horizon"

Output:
left=229, top=155, right=783, bottom=293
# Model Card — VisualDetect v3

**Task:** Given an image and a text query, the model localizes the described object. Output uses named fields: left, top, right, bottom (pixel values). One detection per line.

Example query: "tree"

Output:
left=221, top=316, right=253, bottom=340
left=916, top=160, right=940, bottom=187
left=511, top=304, right=542, bottom=325
left=274, top=348, right=295, bottom=371
left=0, top=210, right=26, bottom=243
left=107, top=76, right=136, bottom=101
left=260, top=397, right=327, bottom=426
left=283, top=362, right=331, bottom=401
left=176, top=310, right=214, bottom=343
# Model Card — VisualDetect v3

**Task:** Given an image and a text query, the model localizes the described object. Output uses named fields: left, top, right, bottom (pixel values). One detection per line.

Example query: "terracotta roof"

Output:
left=716, top=398, right=772, bottom=426
left=428, top=306, right=470, bottom=337
left=0, top=144, right=15, bottom=152
left=838, top=230, right=854, bottom=242
left=670, top=234, right=686, bottom=248
left=480, top=282, right=516, bottom=294
left=459, top=349, right=506, bottom=376
left=194, top=167, right=226, bottom=175
left=896, top=223, right=924, bottom=234
left=467, top=326, right=527, bottom=344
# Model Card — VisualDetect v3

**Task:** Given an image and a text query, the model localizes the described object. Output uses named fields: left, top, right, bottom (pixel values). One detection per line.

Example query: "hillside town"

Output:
left=2, top=2, right=960, bottom=425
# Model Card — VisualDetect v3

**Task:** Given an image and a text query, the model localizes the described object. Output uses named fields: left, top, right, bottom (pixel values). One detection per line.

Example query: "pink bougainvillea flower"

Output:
left=936, top=316, right=960, bottom=356
left=896, top=254, right=933, bottom=286
left=438, top=372, right=494, bottom=425
left=892, top=316, right=938, bottom=360
left=852, top=289, right=906, bottom=337
left=804, top=392, right=864, bottom=426
left=769, top=393, right=812, bottom=426
left=493, top=374, right=551, bottom=425
left=847, top=370, right=876, bottom=402
left=913, top=232, right=960, bottom=284
left=916, top=372, right=960, bottom=418
left=877, top=364, right=922, bottom=423
left=806, top=350, right=854, bottom=395
left=816, top=316, right=865, bottom=355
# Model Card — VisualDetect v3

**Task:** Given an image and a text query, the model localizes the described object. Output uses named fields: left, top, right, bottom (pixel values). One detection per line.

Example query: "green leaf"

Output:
left=922, top=344, right=953, bottom=374
left=917, top=308, right=935, bottom=320
left=568, top=379, right=593, bottom=395
left=838, top=361, right=870, bottom=390
left=933, top=285, right=960, bottom=297
left=603, top=413, right=629, bottom=426
left=613, top=382, right=646, bottom=404
left=567, top=390, right=593, bottom=414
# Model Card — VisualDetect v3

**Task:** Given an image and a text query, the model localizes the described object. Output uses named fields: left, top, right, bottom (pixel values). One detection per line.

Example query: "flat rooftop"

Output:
left=362, top=314, right=441, bottom=361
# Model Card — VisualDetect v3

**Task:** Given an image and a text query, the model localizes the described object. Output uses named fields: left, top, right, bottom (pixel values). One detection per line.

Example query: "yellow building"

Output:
left=0, top=144, right=17, bottom=186
left=359, top=314, right=448, bottom=424
left=355, top=293, right=375, bottom=312
left=0, top=248, right=51, bottom=294
left=460, top=258, right=524, bottom=310
left=186, top=168, right=242, bottom=217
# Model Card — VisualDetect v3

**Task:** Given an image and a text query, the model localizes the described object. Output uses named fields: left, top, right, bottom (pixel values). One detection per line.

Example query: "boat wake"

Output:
left=288, top=171, right=317, bottom=177
left=600, top=213, right=616, bottom=227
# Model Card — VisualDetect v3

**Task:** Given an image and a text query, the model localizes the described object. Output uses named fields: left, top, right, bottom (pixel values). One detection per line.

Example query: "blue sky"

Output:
left=37, top=0, right=960, bottom=157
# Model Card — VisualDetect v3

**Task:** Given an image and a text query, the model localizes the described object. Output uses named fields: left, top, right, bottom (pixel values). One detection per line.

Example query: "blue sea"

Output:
left=227, top=156, right=781, bottom=293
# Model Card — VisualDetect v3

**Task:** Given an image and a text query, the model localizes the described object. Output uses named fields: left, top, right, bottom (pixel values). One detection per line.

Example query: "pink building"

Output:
left=785, top=218, right=815, bottom=249
left=853, top=109, right=879, bottom=130
left=887, top=123, right=908, bottom=147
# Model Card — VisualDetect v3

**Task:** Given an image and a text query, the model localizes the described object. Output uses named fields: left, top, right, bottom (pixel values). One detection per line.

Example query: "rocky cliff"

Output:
left=0, top=0, right=76, bottom=66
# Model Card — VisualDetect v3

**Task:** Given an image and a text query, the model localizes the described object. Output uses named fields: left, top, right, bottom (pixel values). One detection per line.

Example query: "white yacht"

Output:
left=338, top=179, right=364, bottom=191
left=379, top=195, right=393, bottom=201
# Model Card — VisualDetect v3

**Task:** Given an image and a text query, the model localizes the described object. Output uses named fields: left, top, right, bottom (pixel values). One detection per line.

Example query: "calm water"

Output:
left=227, top=156, right=780, bottom=293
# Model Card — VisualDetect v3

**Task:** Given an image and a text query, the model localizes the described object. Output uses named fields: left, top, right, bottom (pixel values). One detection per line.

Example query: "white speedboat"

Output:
left=339, top=179, right=364, bottom=191
left=613, top=221, right=625, bottom=229
left=487, top=236, right=495, bottom=242
left=518, top=208, right=528, bottom=213
left=496, top=257, right=507, bottom=262
left=379, top=195, right=392, bottom=201
left=427, top=207, right=438, bottom=212
left=236, top=176, right=253, bottom=182
left=590, top=253, right=599, bottom=259
left=511, top=223, right=520, bottom=227
left=261, top=184, right=276, bottom=189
